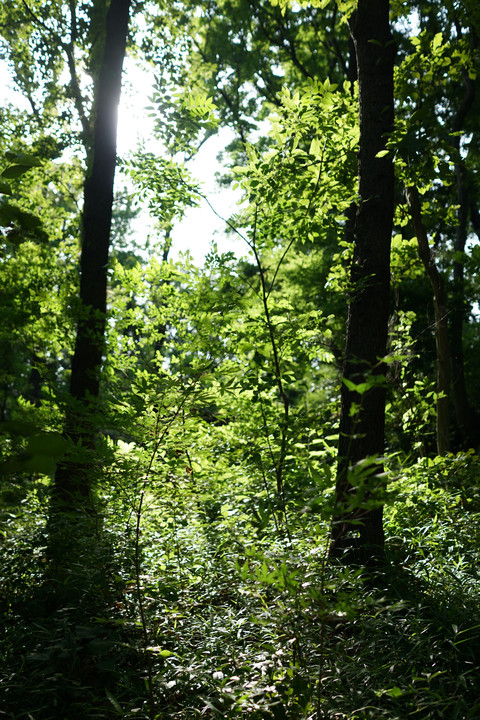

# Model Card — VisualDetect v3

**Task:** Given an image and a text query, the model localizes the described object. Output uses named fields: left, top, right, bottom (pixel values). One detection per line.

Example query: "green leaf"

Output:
left=0, top=181, right=12, bottom=195
left=343, top=378, right=370, bottom=394
left=146, top=646, right=175, bottom=657
left=105, top=688, right=123, bottom=714
left=23, top=454, right=58, bottom=475
left=0, top=431, right=67, bottom=477
left=0, top=200, right=47, bottom=241
left=1, top=165, right=35, bottom=179
left=0, top=453, right=56, bottom=476
left=0, top=420, right=38, bottom=436
left=27, top=432, right=68, bottom=457
left=432, top=32, right=443, bottom=52
left=4, top=151, right=42, bottom=166
left=309, top=137, right=321, bottom=157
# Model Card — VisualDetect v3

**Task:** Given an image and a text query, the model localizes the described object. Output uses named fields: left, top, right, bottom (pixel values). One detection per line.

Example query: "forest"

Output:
left=1, top=0, right=480, bottom=718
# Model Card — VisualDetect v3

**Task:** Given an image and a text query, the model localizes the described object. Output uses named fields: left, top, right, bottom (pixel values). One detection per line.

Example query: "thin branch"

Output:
left=405, top=184, right=450, bottom=454
left=251, top=207, right=290, bottom=504
left=267, top=140, right=326, bottom=298
left=21, top=0, right=91, bottom=144
left=133, top=371, right=206, bottom=718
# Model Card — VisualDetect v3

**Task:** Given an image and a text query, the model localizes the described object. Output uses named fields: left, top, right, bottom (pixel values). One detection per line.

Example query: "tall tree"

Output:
left=393, top=1, right=480, bottom=452
left=330, top=0, right=395, bottom=563
left=54, top=0, right=132, bottom=501
left=405, top=184, right=450, bottom=455
left=449, top=26, right=479, bottom=448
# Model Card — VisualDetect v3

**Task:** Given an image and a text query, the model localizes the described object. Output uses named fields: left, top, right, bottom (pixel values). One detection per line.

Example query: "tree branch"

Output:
left=21, top=0, right=91, bottom=146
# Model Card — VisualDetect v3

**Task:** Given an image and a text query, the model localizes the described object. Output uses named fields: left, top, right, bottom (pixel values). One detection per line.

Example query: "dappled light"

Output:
left=1, top=1, right=480, bottom=719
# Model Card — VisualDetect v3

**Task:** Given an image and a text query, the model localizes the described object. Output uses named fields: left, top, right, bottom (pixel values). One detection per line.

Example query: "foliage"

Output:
left=2, top=445, right=480, bottom=718
left=1, top=1, right=480, bottom=719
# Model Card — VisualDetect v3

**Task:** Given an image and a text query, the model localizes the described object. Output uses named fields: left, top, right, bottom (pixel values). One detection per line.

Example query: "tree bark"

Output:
left=450, top=164, right=474, bottom=445
left=330, top=0, right=395, bottom=564
left=54, top=0, right=131, bottom=500
left=405, top=185, right=450, bottom=455
left=449, top=46, right=478, bottom=448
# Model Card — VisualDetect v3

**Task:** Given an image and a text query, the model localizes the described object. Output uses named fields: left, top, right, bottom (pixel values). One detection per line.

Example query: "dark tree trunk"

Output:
left=330, top=0, right=395, bottom=564
left=27, top=353, right=42, bottom=407
left=449, top=49, right=478, bottom=449
left=405, top=185, right=450, bottom=455
left=450, top=163, right=479, bottom=448
left=54, top=0, right=131, bottom=501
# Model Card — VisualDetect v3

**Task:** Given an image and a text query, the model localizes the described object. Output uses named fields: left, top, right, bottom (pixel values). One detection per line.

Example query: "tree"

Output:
left=53, top=0, right=132, bottom=502
left=1, top=0, right=132, bottom=502
left=4, top=3, right=480, bottom=718
left=393, top=2, right=480, bottom=452
left=330, top=0, right=395, bottom=562
left=142, top=0, right=352, bottom=160
left=448, top=21, right=479, bottom=448
left=405, top=184, right=450, bottom=455
left=0, top=152, right=77, bottom=430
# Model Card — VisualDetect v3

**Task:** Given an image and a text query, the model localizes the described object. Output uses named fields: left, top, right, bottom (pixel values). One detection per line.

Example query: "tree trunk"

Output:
left=450, top=163, right=479, bottom=448
left=405, top=185, right=450, bottom=455
left=330, top=0, right=395, bottom=564
left=54, top=0, right=131, bottom=501
left=449, top=49, right=478, bottom=449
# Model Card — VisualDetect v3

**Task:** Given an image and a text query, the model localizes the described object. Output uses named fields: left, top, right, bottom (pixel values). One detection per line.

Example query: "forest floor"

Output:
left=1, top=453, right=480, bottom=720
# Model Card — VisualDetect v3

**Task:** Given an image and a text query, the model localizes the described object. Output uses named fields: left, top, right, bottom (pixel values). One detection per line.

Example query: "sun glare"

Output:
left=117, top=58, right=244, bottom=264
left=0, top=54, right=243, bottom=266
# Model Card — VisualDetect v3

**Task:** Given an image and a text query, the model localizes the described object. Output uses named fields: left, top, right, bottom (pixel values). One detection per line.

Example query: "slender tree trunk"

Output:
left=449, top=46, right=478, bottom=448
left=405, top=185, right=450, bottom=455
left=54, top=0, right=131, bottom=501
left=451, top=165, right=471, bottom=437
left=27, top=353, right=42, bottom=407
left=330, top=0, right=395, bottom=564
left=450, top=163, right=479, bottom=448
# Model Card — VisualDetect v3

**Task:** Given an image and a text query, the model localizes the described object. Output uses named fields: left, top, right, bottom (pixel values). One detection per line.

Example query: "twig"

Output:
left=133, top=371, right=206, bottom=718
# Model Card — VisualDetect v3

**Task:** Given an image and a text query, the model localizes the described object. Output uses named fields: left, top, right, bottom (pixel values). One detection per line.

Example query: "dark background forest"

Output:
left=1, top=0, right=480, bottom=718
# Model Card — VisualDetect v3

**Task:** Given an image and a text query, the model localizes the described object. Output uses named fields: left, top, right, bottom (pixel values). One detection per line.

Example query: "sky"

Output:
left=1, top=55, right=247, bottom=266
left=115, top=58, right=246, bottom=265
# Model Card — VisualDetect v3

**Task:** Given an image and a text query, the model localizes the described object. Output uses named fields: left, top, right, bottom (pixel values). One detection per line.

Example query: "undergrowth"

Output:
left=1, top=451, right=480, bottom=719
